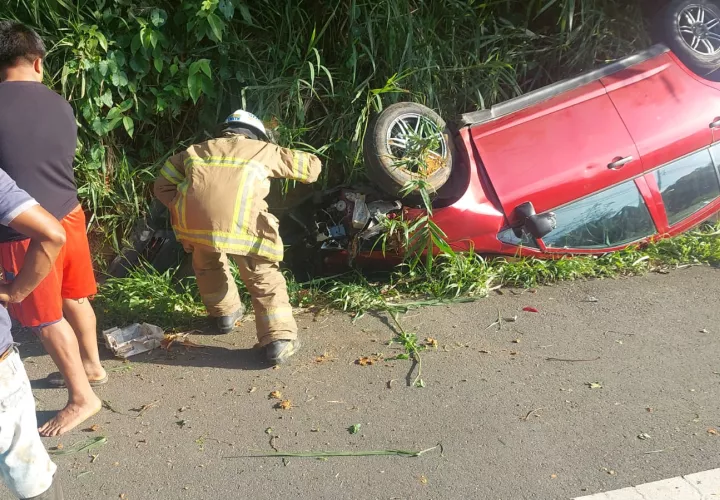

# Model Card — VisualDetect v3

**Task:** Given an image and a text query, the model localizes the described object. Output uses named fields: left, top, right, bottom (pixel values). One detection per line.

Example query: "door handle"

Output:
left=710, top=118, right=720, bottom=128
left=607, top=156, right=633, bottom=170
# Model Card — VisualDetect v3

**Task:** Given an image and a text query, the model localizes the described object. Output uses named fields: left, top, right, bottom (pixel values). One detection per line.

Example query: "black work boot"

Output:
left=215, top=306, right=245, bottom=334
left=27, top=475, right=64, bottom=499
left=265, top=339, right=301, bottom=365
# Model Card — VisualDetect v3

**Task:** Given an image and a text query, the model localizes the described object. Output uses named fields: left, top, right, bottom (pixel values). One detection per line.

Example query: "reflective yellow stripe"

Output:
left=161, top=161, right=183, bottom=183
left=173, top=228, right=283, bottom=260
left=257, top=307, right=294, bottom=326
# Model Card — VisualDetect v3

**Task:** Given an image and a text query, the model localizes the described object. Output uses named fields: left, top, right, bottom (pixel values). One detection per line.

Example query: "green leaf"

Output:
left=218, top=0, right=235, bottom=19
left=188, top=74, right=202, bottom=103
left=239, top=4, right=253, bottom=24
left=100, top=90, right=113, bottom=108
left=150, top=8, right=168, bottom=27
left=95, top=32, right=108, bottom=52
left=123, top=116, right=134, bottom=137
left=110, top=71, right=128, bottom=87
left=130, top=34, right=142, bottom=54
left=98, top=60, right=109, bottom=77
left=116, top=99, right=133, bottom=113
left=348, top=424, right=361, bottom=435
left=189, top=59, right=212, bottom=78
left=206, top=13, right=225, bottom=41
left=169, top=63, right=179, bottom=76
left=154, top=58, right=164, bottom=73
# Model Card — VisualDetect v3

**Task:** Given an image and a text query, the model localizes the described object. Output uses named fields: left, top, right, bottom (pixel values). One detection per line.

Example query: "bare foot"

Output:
left=38, top=396, right=102, bottom=437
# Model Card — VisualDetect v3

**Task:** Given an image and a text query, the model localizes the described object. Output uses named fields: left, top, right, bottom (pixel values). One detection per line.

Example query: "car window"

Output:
left=497, top=228, right=539, bottom=248
left=543, top=180, right=655, bottom=249
left=655, top=149, right=720, bottom=226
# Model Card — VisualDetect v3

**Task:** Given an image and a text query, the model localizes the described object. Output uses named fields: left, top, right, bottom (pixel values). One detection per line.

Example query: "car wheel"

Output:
left=363, top=102, right=454, bottom=199
left=656, top=0, right=720, bottom=74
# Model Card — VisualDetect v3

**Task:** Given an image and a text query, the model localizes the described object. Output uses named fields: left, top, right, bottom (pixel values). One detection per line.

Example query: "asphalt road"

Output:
left=4, top=266, right=720, bottom=500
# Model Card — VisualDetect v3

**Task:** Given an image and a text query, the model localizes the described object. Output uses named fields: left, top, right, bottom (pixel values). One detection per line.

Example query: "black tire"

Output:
left=363, top=102, right=454, bottom=199
left=655, top=0, right=720, bottom=75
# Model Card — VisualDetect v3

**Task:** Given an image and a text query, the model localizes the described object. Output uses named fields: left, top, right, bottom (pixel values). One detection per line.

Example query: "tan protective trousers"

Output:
left=188, top=246, right=297, bottom=347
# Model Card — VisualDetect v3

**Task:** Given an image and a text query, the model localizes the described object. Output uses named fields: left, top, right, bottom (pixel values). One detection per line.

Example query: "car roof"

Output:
left=458, top=44, right=670, bottom=128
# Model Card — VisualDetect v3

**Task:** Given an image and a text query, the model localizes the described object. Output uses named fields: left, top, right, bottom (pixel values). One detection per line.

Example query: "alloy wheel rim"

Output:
left=385, top=113, right=448, bottom=175
left=678, top=4, right=720, bottom=56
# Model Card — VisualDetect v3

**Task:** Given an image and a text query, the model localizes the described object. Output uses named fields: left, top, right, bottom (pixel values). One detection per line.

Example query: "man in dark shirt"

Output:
left=0, top=20, right=105, bottom=436
left=0, top=167, right=64, bottom=499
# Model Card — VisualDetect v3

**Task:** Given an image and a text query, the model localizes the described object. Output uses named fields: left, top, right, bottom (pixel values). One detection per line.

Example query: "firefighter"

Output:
left=154, top=110, right=321, bottom=364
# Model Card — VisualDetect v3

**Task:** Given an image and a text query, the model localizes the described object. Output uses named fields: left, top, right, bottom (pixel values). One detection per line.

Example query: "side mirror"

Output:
left=511, top=202, right=556, bottom=239
left=525, top=213, right=557, bottom=239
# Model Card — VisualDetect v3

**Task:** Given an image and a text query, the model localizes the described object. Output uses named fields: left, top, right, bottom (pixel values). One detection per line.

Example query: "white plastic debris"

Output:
left=103, top=323, right=165, bottom=359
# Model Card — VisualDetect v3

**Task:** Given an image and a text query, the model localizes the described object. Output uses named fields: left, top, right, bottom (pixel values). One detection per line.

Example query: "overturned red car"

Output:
left=282, top=1, right=720, bottom=271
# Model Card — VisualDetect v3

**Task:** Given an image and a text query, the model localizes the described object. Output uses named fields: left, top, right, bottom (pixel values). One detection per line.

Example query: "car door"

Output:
left=601, top=52, right=720, bottom=171
left=470, top=80, right=643, bottom=223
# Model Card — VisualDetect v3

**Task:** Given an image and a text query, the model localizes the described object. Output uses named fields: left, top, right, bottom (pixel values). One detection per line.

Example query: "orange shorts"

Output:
left=0, top=205, right=97, bottom=328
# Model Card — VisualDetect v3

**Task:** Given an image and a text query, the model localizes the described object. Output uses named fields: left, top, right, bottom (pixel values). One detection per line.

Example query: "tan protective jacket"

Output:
left=154, top=135, right=321, bottom=261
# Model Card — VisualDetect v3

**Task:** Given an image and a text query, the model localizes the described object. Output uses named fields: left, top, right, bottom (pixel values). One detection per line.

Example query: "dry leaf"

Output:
left=708, top=428, right=719, bottom=436
left=512, top=339, right=521, bottom=344
left=425, top=338, right=438, bottom=348
left=356, top=356, right=375, bottom=366
left=509, top=351, right=518, bottom=356
left=269, top=391, right=283, bottom=400
left=315, top=353, right=331, bottom=363
left=248, top=387, right=257, bottom=393
left=84, top=424, right=100, bottom=432
left=275, top=400, right=293, bottom=410
left=587, top=382, right=603, bottom=389
left=419, top=475, right=428, bottom=485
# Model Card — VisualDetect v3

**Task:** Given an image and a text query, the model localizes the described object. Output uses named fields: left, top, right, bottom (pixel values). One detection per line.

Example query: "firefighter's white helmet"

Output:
left=224, top=110, right=267, bottom=139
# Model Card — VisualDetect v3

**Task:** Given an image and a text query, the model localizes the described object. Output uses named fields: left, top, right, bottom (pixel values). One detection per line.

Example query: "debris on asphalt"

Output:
left=176, top=419, right=190, bottom=428
left=425, top=338, right=438, bottom=348
left=248, top=387, right=258, bottom=393
left=103, top=323, right=164, bottom=358
left=269, top=391, right=283, bottom=400
left=132, top=400, right=160, bottom=418
left=637, top=432, right=651, bottom=440
left=586, top=382, right=603, bottom=389
left=161, top=332, right=205, bottom=351
left=356, top=356, right=376, bottom=366
left=348, top=424, right=361, bottom=434
left=708, top=428, right=719, bottom=436
left=49, top=436, right=107, bottom=456
left=84, top=424, right=100, bottom=433
left=521, top=408, right=543, bottom=421
left=700, top=328, right=709, bottom=333
left=226, top=444, right=442, bottom=459
left=583, top=297, right=599, bottom=303
left=275, top=400, right=294, bottom=410
left=522, top=306, right=539, bottom=313
left=546, top=357, right=600, bottom=362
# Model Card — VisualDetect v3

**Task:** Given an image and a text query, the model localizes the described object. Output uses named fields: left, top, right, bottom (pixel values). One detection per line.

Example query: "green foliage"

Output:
left=95, top=262, right=205, bottom=329
left=1, top=0, right=648, bottom=260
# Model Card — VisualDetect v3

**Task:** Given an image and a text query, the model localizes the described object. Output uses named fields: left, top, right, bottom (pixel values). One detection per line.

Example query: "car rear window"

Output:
left=655, top=149, right=720, bottom=226
left=543, top=180, right=655, bottom=249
